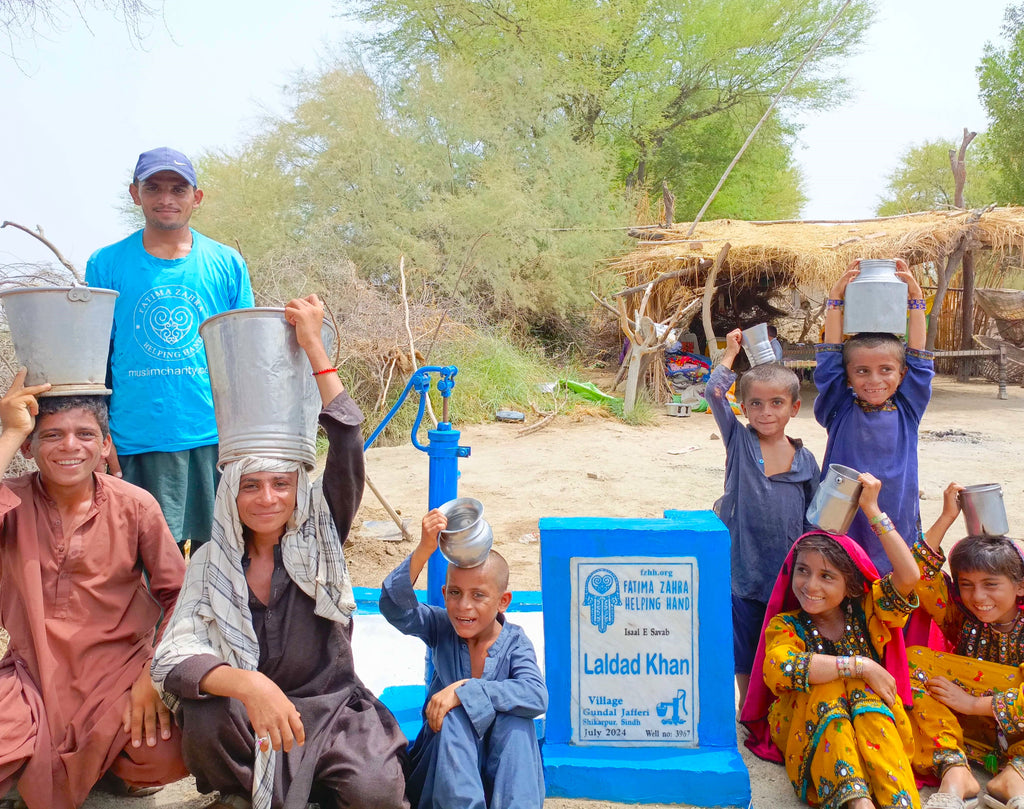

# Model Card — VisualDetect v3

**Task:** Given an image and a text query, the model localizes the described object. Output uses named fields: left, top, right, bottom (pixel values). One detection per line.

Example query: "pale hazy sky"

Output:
left=0, top=0, right=1012, bottom=271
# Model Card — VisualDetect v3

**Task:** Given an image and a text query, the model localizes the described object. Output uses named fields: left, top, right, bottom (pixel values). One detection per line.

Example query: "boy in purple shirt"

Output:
left=813, top=259, right=933, bottom=573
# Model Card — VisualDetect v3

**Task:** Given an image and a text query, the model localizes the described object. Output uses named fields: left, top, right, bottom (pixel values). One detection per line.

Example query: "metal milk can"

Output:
left=843, top=259, right=908, bottom=336
left=806, top=464, right=863, bottom=534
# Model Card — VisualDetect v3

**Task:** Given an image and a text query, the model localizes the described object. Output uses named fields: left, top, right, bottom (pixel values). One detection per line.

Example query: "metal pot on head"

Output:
left=959, top=483, right=1009, bottom=537
left=741, top=322, right=777, bottom=367
left=843, top=259, right=909, bottom=336
left=437, top=497, right=493, bottom=569
left=806, top=464, right=863, bottom=535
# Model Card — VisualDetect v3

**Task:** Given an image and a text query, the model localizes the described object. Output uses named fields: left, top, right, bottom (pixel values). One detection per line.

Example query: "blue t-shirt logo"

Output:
left=134, top=285, right=205, bottom=361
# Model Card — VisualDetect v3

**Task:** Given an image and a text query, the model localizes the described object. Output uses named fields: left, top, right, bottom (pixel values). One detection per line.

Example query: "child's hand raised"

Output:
left=894, top=259, right=924, bottom=298
left=829, top=259, right=861, bottom=300
left=420, top=509, right=447, bottom=553
left=941, top=482, right=965, bottom=523
left=856, top=472, right=882, bottom=516
left=722, top=329, right=743, bottom=365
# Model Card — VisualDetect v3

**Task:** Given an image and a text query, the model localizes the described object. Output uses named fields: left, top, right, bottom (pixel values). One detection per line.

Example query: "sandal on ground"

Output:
left=95, top=770, right=164, bottom=798
left=924, top=793, right=980, bottom=809
left=204, top=795, right=253, bottom=809
left=985, top=793, right=1024, bottom=809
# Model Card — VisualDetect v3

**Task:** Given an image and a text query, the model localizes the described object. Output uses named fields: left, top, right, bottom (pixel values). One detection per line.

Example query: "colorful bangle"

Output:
left=870, top=514, right=895, bottom=536
left=312, top=367, right=338, bottom=377
left=908, top=298, right=927, bottom=310
left=826, top=298, right=844, bottom=310
left=854, top=655, right=864, bottom=679
left=868, top=512, right=888, bottom=525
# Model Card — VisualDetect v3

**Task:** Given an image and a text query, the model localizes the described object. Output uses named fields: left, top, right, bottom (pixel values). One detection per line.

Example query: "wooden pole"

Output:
left=702, top=244, right=730, bottom=360
left=950, top=128, right=978, bottom=381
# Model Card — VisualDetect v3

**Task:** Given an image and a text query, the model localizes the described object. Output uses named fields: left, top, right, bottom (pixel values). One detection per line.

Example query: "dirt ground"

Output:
left=72, top=375, right=1024, bottom=807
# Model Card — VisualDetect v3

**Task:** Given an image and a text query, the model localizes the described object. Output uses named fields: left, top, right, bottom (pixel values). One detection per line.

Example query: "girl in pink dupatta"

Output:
left=740, top=473, right=920, bottom=809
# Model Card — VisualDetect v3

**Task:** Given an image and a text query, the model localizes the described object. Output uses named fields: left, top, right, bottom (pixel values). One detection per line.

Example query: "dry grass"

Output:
left=611, top=207, right=1024, bottom=323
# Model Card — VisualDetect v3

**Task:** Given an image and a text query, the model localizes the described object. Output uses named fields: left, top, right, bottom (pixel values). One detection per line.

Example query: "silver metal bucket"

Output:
left=200, top=308, right=336, bottom=470
left=0, top=286, right=118, bottom=396
left=844, top=259, right=908, bottom=336
left=960, top=483, right=1009, bottom=537
left=806, top=464, right=863, bottom=534
left=741, top=322, right=777, bottom=367
left=438, top=497, right=493, bottom=569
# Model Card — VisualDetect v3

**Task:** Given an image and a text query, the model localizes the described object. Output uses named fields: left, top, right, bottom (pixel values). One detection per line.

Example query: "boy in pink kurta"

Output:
left=0, top=370, right=187, bottom=809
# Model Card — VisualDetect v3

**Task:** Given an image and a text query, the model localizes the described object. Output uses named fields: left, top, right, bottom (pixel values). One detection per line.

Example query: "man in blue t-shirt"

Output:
left=86, top=147, right=254, bottom=553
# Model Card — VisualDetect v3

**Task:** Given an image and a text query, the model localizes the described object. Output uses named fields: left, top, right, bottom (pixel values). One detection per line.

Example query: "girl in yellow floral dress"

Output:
left=741, top=473, right=920, bottom=809
left=908, top=481, right=1024, bottom=809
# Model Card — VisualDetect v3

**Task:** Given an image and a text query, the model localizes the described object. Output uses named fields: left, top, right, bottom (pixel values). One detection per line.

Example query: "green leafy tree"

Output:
left=876, top=137, right=998, bottom=215
left=978, top=4, right=1024, bottom=203
left=350, top=0, right=872, bottom=208
left=195, top=62, right=629, bottom=324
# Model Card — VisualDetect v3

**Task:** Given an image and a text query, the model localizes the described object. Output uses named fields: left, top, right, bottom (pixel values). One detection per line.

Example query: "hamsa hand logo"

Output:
left=583, top=568, right=620, bottom=633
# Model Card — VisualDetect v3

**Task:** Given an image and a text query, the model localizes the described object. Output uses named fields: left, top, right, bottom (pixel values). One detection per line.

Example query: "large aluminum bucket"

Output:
left=200, top=308, right=336, bottom=470
left=438, top=497, right=493, bottom=569
left=806, top=464, right=862, bottom=534
left=0, top=286, right=118, bottom=396
left=741, top=322, right=777, bottom=367
left=960, top=483, right=1009, bottom=537
left=844, top=259, right=908, bottom=336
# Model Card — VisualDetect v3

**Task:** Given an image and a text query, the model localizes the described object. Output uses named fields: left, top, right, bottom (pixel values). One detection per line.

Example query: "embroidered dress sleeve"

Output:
left=379, top=554, right=448, bottom=648
left=870, top=573, right=919, bottom=630
left=898, top=348, right=935, bottom=422
left=993, top=687, right=1024, bottom=740
left=913, top=535, right=953, bottom=626
left=706, top=364, right=740, bottom=444
left=763, top=613, right=812, bottom=695
left=456, top=631, right=548, bottom=738
left=812, top=343, right=848, bottom=429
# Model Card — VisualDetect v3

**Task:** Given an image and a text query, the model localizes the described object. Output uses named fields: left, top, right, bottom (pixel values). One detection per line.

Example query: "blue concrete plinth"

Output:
left=539, top=512, right=751, bottom=807
left=543, top=743, right=750, bottom=807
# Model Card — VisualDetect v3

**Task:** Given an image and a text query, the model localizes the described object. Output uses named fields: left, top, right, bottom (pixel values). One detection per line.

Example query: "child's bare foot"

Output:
left=935, top=763, right=980, bottom=800
left=989, top=761, right=1024, bottom=805
left=847, top=797, right=874, bottom=809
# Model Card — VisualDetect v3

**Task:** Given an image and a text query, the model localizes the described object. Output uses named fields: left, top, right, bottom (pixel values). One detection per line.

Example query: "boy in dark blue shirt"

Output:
left=707, top=328, right=820, bottom=709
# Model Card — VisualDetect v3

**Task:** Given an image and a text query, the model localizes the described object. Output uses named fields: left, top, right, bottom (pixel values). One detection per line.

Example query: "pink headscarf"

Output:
left=739, top=531, right=913, bottom=762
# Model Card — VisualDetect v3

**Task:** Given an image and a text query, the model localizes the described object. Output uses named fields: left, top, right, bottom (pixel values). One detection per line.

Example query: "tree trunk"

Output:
left=950, top=127, right=978, bottom=376
left=958, top=249, right=976, bottom=381
left=623, top=343, right=644, bottom=416
left=925, top=240, right=967, bottom=352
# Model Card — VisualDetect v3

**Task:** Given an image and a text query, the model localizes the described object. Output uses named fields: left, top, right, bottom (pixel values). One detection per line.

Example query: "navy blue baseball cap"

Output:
left=132, top=147, right=197, bottom=187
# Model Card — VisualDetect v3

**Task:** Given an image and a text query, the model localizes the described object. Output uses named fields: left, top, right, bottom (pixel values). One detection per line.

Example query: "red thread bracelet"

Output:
left=312, top=367, right=338, bottom=377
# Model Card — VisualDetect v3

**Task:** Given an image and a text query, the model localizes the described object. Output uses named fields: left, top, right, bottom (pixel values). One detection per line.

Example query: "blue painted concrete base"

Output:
left=543, top=743, right=751, bottom=807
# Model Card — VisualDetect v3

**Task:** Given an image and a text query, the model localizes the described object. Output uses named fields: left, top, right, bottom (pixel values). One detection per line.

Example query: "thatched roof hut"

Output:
left=609, top=207, right=1024, bottom=355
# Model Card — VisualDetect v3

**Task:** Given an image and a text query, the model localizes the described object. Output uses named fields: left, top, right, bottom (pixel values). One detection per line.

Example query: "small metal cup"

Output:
left=741, top=323, right=777, bottom=367
left=959, top=483, right=1009, bottom=537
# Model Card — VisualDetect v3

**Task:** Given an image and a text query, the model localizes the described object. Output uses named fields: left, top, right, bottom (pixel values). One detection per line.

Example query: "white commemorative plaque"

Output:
left=570, top=556, right=699, bottom=747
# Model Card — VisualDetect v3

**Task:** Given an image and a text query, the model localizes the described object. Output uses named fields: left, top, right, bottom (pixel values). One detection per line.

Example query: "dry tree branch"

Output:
left=400, top=255, right=438, bottom=428
left=1, top=221, right=84, bottom=284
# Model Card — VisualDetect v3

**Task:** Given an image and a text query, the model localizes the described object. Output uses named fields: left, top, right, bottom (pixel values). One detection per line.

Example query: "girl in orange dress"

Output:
left=741, top=474, right=920, bottom=809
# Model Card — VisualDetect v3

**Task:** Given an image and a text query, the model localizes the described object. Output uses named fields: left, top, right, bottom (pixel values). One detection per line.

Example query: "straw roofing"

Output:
left=610, top=207, right=1024, bottom=321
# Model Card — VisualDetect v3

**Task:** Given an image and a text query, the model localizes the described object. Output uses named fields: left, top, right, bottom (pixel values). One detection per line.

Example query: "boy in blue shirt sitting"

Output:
left=380, top=510, right=547, bottom=809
